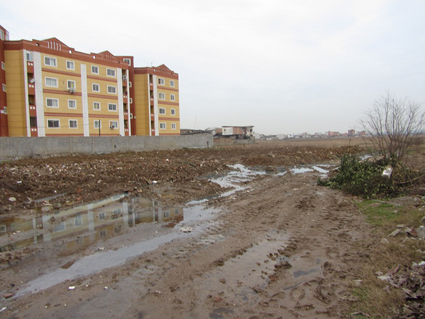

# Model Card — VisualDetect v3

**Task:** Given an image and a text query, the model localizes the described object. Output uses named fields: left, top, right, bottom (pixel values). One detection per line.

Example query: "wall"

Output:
left=0, top=134, right=213, bottom=160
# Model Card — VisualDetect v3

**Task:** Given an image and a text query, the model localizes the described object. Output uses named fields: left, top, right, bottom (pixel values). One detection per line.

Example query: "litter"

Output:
left=68, top=286, right=75, bottom=290
left=180, top=227, right=193, bottom=233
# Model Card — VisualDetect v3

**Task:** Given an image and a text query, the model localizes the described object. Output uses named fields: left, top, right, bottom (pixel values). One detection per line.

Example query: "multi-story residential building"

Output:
left=133, top=65, right=180, bottom=136
left=0, top=25, right=180, bottom=137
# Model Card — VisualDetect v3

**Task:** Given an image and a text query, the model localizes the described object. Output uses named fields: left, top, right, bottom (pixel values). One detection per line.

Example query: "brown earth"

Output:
left=0, top=139, right=423, bottom=319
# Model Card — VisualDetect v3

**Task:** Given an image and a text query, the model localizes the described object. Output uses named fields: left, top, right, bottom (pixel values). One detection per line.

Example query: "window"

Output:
left=53, top=221, right=66, bottom=232
left=107, top=86, right=116, bottom=94
left=74, top=214, right=83, bottom=227
left=44, top=56, right=57, bottom=67
left=158, top=78, right=165, bottom=85
left=108, top=103, right=117, bottom=111
left=45, top=77, right=58, bottom=87
left=93, top=102, right=101, bottom=110
left=67, top=80, right=76, bottom=89
left=158, top=92, right=165, bottom=100
left=91, top=65, right=99, bottom=74
left=69, top=119, right=78, bottom=128
left=2, top=84, right=5, bottom=92
left=68, top=100, right=77, bottom=109
left=1, top=62, right=4, bottom=70
left=0, top=29, right=4, bottom=41
left=129, top=81, right=132, bottom=88
left=171, top=108, right=176, bottom=115
left=26, top=52, right=33, bottom=62
left=159, top=108, right=166, bottom=115
left=163, top=211, right=170, bottom=218
left=123, top=58, right=131, bottom=66
left=98, top=212, right=106, bottom=220
left=92, top=83, right=100, bottom=92
left=172, top=123, right=176, bottom=130
left=160, top=123, right=166, bottom=130
left=46, top=98, right=59, bottom=108
left=47, top=119, right=60, bottom=128
left=109, top=121, right=118, bottom=129
left=66, top=61, right=75, bottom=70
left=30, top=116, right=36, bottom=127
left=3, top=107, right=7, bottom=115
left=106, top=68, right=116, bottom=77
left=170, top=94, right=175, bottom=101
left=170, top=80, right=175, bottom=87
left=94, top=120, right=101, bottom=129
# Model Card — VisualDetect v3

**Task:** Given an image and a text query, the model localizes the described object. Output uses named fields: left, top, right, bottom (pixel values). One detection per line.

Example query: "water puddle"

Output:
left=2, top=162, right=332, bottom=296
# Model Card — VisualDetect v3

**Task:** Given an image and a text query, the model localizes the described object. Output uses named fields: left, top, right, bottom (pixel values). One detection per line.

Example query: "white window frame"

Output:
left=46, top=98, right=59, bottom=108
left=123, top=58, right=131, bottom=66
left=91, top=65, right=99, bottom=74
left=158, top=92, right=165, bottom=100
left=68, top=99, right=77, bottom=109
left=129, top=81, right=132, bottom=88
left=3, top=107, right=7, bottom=115
left=106, top=68, right=116, bottom=77
left=47, top=119, right=60, bottom=128
left=26, top=52, right=33, bottom=62
left=92, top=83, right=100, bottom=92
left=45, top=77, right=58, bottom=87
left=159, top=123, right=166, bottom=130
left=171, top=123, right=176, bottom=130
left=108, top=103, right=117, bottom=112
left=67, top=80, right=76, bottom=89
left=170, top=80, right=175, bottom=87
left=170, top=94, right=175, bottom=101
left=94, top=120, right=101, bottom=129
left=2, top=84, right=5, bottom=92
left=44, top=56, right=57, bottom=67
left=109, top=121, right=118, bottom=129
left=107, top=86, right=117, bottom=94
left=93, top=101, right=101, bottom=111
left=171, top=108, right=176, bottom=115
left=69, top=119, right=78, bottom=128
left=1, top=62, right=4, bottom=70
left=159, top=108, right=166, bottom=115
left=0, top=29, right=4, bottom=41
left=158, top=78, right=165, bottom=85
left=66, top=60, right=75, bottom=70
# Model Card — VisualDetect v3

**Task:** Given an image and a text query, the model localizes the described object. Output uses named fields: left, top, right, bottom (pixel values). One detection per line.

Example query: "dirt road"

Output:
left=0, top=141, right=376, bottom=318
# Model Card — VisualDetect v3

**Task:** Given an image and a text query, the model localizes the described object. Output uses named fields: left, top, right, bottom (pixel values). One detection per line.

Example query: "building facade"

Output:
left=0, top=25, right=180, bottom=137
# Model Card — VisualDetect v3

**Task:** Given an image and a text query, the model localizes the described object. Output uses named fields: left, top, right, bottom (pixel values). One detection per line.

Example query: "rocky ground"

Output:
left=0, top=140, right=424, bottom=318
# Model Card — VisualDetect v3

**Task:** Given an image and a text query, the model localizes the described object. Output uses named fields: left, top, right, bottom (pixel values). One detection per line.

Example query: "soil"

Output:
left=0, top=140, right=422, bottom=318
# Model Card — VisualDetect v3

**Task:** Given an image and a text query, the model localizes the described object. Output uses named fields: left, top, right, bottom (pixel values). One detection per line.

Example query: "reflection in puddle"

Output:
left=0, top=195, right=183, bottom=253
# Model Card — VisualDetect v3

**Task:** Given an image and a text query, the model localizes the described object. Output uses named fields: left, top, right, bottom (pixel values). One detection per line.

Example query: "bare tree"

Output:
left=360, top=92, right=425, bottom=163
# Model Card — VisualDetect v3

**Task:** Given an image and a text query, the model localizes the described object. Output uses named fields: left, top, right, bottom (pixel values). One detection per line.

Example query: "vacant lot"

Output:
left=0, top=138, right=424, bottom=319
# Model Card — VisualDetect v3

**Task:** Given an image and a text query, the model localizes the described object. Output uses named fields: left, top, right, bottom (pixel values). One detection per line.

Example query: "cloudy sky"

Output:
left=1, top=0, right=424, bottom=135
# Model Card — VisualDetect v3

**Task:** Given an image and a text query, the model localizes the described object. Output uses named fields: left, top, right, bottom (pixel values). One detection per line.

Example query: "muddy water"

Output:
left=1, top=163, right=334, bottom=296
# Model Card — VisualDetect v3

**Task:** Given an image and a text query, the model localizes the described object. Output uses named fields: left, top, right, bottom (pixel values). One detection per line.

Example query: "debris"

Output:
left=389, top=229, right=401, bottom=237
left=0, top=307, right=6, bottom=313
left=68, top=286, right=75, bottom=290
left=417, top=226, right=425, bottom=240
left=380, top=238, right=390, bottom=245
left=180, top=227, right=193, bottom=233
left=96, top=247, right=105, bottom=251
left=274, top=261, right=292, bottom=269
left=3, top=293, right=14, bottom=299
left=382, top=166, right=393, bottom=178
left=8, top=197, right=16, bottom=202
left=213, top=295, right=222, bottom=302
left=219, top=278, right=226, bottom=284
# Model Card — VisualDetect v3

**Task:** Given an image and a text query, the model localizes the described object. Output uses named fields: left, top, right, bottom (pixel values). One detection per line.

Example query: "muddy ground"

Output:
left=0, top=140, right=423, bottom=318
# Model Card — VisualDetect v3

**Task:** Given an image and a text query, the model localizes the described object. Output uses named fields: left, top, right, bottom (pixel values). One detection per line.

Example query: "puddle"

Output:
left=293, top=268, right=320, bottom=278
left=3, top=163, right=331, bottom=296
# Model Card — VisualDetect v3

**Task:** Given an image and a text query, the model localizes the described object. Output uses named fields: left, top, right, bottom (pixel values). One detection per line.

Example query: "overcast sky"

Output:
left=1, top=0, right=424, bottom=135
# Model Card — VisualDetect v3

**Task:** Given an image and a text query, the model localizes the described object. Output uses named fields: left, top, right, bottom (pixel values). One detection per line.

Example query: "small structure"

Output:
left=215, top=126, right=254, bottom=140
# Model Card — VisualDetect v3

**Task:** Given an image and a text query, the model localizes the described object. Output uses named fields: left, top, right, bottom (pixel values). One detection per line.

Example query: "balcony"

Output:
left=30, top=127, right=38, bottom=137
left=29, top=105, right=37, bottom=117
left=27, top=61, right=34, bottom=73
left=122, top=77, right=127, bottom=87
left=28, top=83, right=35, bottom=95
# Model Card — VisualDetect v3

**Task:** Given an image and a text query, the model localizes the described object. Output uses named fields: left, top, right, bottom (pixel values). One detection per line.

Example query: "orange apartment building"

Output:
left=0, top=25, right=180, bottom=137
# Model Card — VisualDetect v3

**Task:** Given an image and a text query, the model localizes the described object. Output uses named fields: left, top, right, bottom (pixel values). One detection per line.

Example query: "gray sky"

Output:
left=1, top=0, right=424, bottom=135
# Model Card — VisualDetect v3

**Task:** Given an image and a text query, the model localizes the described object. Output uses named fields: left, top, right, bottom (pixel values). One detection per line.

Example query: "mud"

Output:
left=0, top=142, right=384, bottom=318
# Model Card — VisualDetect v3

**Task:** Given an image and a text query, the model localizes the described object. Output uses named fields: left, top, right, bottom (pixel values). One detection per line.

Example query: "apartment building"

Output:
left=0, top=25, right=180, bottom=137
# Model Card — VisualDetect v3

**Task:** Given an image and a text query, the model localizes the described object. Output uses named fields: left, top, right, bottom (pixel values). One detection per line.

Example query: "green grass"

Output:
left=357, top=201, right=400, bottom=226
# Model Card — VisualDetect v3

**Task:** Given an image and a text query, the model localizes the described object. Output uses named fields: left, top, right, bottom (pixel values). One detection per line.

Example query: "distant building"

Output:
left=348, top=129, right=355, bottom=136
left=217, top=126, right=254, bottom=139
